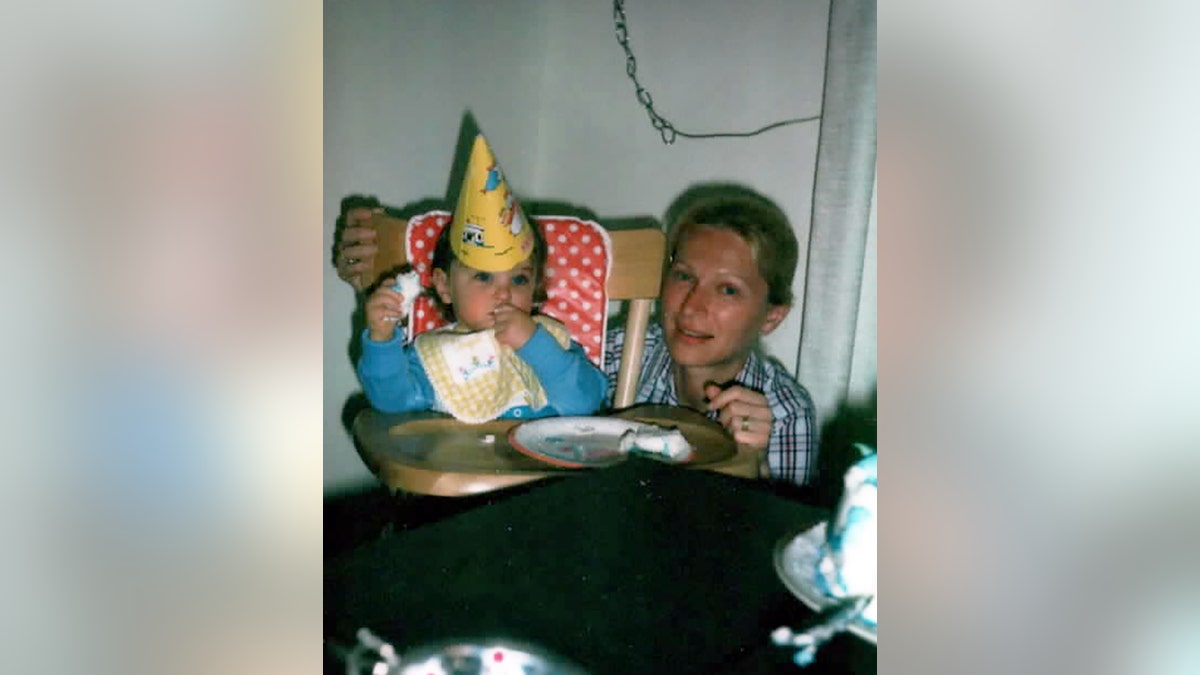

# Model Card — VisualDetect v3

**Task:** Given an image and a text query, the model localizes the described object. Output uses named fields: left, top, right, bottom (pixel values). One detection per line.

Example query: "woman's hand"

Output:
left=705, top=383, right=773, bottom=450
left=335, top=206, right=381, bottom=291
left=492, top=303, right=536, bottom=349
left=364, top=276, right=408, bottom=342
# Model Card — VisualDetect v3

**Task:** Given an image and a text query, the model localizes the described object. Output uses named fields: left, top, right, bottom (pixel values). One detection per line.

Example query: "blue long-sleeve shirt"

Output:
left=358, top=324, right=607, bottom=420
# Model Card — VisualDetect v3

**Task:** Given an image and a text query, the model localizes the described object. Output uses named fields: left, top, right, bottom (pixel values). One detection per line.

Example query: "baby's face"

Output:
left=434, top=258, right=537, bottom=331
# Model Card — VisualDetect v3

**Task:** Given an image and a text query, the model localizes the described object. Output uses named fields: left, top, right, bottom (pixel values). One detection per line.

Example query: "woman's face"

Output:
left=660, top=225, right=788, bottom=372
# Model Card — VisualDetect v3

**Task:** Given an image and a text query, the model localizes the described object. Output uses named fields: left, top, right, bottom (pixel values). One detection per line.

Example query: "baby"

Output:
left=356, top=135, right=606, bottom=423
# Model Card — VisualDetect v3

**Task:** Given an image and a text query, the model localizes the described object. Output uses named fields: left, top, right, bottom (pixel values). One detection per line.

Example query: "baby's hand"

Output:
left=492, top=303, right=536, bottom=349
left=365, top=276, right=408, bottom=342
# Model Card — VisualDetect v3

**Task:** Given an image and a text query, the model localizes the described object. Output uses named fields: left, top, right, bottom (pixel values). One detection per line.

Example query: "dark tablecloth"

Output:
left=325, top=458, right=876, bottom=674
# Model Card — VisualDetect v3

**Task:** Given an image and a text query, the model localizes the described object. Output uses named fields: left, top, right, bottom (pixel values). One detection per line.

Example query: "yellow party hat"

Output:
left=448, top=134, right=535, bottom=272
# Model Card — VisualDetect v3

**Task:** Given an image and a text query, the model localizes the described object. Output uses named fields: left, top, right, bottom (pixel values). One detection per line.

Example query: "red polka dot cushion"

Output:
left=404, top=211, right=612, bottom=369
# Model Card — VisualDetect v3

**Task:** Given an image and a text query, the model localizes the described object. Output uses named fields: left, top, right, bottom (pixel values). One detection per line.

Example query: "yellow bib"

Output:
left=414, top=315, right=572, bottom=423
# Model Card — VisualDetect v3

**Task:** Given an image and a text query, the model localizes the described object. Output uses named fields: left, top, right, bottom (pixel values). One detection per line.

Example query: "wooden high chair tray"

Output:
left=353, top=409, right=564, bottom=496
left=353, top=406, right=750, bottom=497
left=354, top=410, right=565, bottom=474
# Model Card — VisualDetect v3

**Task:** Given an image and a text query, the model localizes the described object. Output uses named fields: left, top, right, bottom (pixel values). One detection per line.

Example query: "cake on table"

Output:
left=816, top=450, right=877, bottom=625
left=773, top=446, right=877, bottom=666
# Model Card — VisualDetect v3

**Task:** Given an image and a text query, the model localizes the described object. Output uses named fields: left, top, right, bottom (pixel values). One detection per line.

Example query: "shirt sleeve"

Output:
left=601, top=327, right=624, bottom=405
left=517, top=325, right=609, bottom=415
left=766, top=374, right=818, bottom=486
left=356, top=328, right=438, bottom=413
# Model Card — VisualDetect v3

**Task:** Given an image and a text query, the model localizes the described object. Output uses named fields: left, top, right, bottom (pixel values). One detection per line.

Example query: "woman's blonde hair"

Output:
left=667, top=191, right=798, bottom=306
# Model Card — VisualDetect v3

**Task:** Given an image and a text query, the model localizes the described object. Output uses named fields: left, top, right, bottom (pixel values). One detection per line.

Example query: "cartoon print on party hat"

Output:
left=482, top=161, right=503, bottom=192
left=449, top=134, right=535, bottom=272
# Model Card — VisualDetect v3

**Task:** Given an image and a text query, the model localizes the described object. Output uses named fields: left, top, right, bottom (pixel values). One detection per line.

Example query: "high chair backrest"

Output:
left=363, top=211, right=664, bottom=410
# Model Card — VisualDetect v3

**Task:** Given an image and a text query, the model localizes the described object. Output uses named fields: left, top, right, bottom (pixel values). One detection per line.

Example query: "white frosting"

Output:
left=817, top=453, right=877, bottom=624
left=391, top=270, right=423, bottom=318
left=618, top=426, right=693, bottom=462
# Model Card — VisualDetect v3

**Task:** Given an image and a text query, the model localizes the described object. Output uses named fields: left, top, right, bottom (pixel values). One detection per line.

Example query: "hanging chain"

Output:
left=613, top=0, right=821, bottom=145
left=613, top=0, right=677, bottom=144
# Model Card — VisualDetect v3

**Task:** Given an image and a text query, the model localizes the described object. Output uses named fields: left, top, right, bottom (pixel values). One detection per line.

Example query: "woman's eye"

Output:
left=669, top=268, right=694, bottom=283
left=718, top=284, right=740, bottom=297
left=473, top=272, right=492, bottom=283
left=512, top=274, right=530, bottom=286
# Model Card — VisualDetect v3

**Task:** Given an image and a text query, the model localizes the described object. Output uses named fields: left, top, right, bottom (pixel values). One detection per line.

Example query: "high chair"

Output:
left=350, top=210, right=672, bottom=496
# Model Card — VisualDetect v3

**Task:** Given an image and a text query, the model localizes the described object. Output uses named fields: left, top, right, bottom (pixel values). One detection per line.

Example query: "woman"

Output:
left=333, top=190, right=816, bottom=485
left=602, top=191, right=815, bottom=486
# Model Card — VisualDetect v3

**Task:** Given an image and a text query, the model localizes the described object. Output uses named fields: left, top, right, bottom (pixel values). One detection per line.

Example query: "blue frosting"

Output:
left=856, top=452, right=877, bottom=486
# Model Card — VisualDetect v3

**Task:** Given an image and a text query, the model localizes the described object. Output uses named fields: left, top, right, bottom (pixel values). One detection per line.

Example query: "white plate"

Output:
left=509, top=417, right=653, bottom=468
left=774, top=522, right=878, bottom=644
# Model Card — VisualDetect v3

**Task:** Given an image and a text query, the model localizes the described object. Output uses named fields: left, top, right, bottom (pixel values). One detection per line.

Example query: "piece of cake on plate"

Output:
left=617, top=425, right=694, bottom=462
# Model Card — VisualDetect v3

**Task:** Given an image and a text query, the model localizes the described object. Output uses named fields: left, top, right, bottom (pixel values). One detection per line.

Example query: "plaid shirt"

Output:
left=604, top=323, right=817, bottom=485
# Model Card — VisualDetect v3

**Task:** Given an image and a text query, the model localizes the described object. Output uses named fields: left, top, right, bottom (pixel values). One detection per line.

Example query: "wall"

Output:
left=325, top=0, right=831, bottom=492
